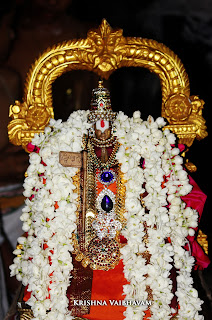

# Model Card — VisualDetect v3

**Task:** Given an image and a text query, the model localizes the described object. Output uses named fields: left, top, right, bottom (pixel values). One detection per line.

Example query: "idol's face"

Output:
left=95, top=127, right=111, bottom=140
left=94, top=119, right=111, bottom=141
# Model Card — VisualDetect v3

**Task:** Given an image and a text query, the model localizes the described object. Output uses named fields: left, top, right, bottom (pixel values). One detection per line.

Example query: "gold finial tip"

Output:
left=98, top=80, right=104, bottom=88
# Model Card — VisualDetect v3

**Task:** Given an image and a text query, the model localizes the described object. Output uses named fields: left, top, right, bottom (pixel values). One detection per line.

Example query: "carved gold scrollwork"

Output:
left=8, top=19, right=207, bottom=150
left=165, top=93, right=192, bottom=122
left=164, top=93, right=207, bottom=147
left=8, top=100, right=51, bottom=149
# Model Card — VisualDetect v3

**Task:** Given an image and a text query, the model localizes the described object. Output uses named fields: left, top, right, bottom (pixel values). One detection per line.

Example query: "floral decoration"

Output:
left=10, top=110, right=203, bottom=320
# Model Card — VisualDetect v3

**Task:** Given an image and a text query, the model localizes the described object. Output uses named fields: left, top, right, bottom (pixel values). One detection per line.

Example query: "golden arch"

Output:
left=7, top=19, right=208, bottom=259
left=8, top=19, right=207, bottom=152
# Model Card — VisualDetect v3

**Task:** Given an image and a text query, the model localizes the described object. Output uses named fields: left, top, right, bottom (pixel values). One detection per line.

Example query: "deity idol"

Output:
left=11, top=81, right=209, bottom=320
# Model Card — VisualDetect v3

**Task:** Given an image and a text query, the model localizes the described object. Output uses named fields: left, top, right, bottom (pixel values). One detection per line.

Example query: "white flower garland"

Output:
left=115, top=111, right=203, bottom=320
left=10, top=110, right=203, bottom=320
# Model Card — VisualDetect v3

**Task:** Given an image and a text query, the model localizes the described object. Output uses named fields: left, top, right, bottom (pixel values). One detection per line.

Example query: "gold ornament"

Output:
left=18, top=309, right=33, bottom=320
left=164, top=93, right=192, bottom=122
left=197, top=229, right=208, bottom=255
left=165, top=93, right=207, bottom=147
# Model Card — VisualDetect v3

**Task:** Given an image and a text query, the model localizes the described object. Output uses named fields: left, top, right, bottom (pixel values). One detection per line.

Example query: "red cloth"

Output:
left=182, top=176, right=210, bottom=269
left=82, top=260, right=127, bottom=320
left=82, top=260, right=150, bottom=320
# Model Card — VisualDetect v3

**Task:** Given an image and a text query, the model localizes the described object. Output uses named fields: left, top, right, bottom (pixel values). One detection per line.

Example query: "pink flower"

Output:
left=27, top=143, right=35, bottom=152
left=27, top=142, right=40, bottom=153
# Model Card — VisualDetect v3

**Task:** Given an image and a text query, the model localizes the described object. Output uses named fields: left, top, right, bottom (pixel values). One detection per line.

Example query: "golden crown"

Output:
left=88, top=80, right=116, bottom=123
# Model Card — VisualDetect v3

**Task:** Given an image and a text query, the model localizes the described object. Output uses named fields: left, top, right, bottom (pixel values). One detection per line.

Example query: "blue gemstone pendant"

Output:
left=96, top=189, right=116, bottom=214
left=101, top=195, right=113, bottom=212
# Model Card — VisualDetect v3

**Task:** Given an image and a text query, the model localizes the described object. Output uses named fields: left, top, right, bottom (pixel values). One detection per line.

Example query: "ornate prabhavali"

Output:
left=8, top=19, right=207, bottom=154
left=8, top=20, right=208, bottom=258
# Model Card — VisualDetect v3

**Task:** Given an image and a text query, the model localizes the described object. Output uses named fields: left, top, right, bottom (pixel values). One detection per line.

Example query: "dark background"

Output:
left=0, top=0, right=211, bottom=318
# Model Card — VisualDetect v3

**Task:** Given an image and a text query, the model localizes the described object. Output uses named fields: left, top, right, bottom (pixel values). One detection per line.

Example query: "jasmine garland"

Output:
left=10, top=110, right=203, bottom=320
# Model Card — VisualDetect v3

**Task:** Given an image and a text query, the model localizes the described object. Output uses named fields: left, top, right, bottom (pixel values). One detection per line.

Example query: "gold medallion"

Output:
left=87, top=237, right=120, bottom=270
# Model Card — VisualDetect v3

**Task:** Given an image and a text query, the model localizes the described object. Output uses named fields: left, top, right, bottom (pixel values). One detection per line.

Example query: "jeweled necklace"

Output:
left=90, top=135, right=116, bottom=148
left=88, top=137, right=119, bottom=169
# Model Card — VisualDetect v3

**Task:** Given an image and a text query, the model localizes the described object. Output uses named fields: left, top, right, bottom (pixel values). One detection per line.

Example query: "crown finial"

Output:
left=98, top=80, right=104, bottom=88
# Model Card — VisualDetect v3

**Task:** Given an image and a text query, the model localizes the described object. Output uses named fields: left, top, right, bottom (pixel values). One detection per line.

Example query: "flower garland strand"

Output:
left=162, top=131, right=203, bottom=320
left=115, top=112, right=174, bottom=319
left=10, top=110, right=203, bottom=320
left=10, top=111, right=90, bottom=320
left=114, top=111, right=203, bottom=320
